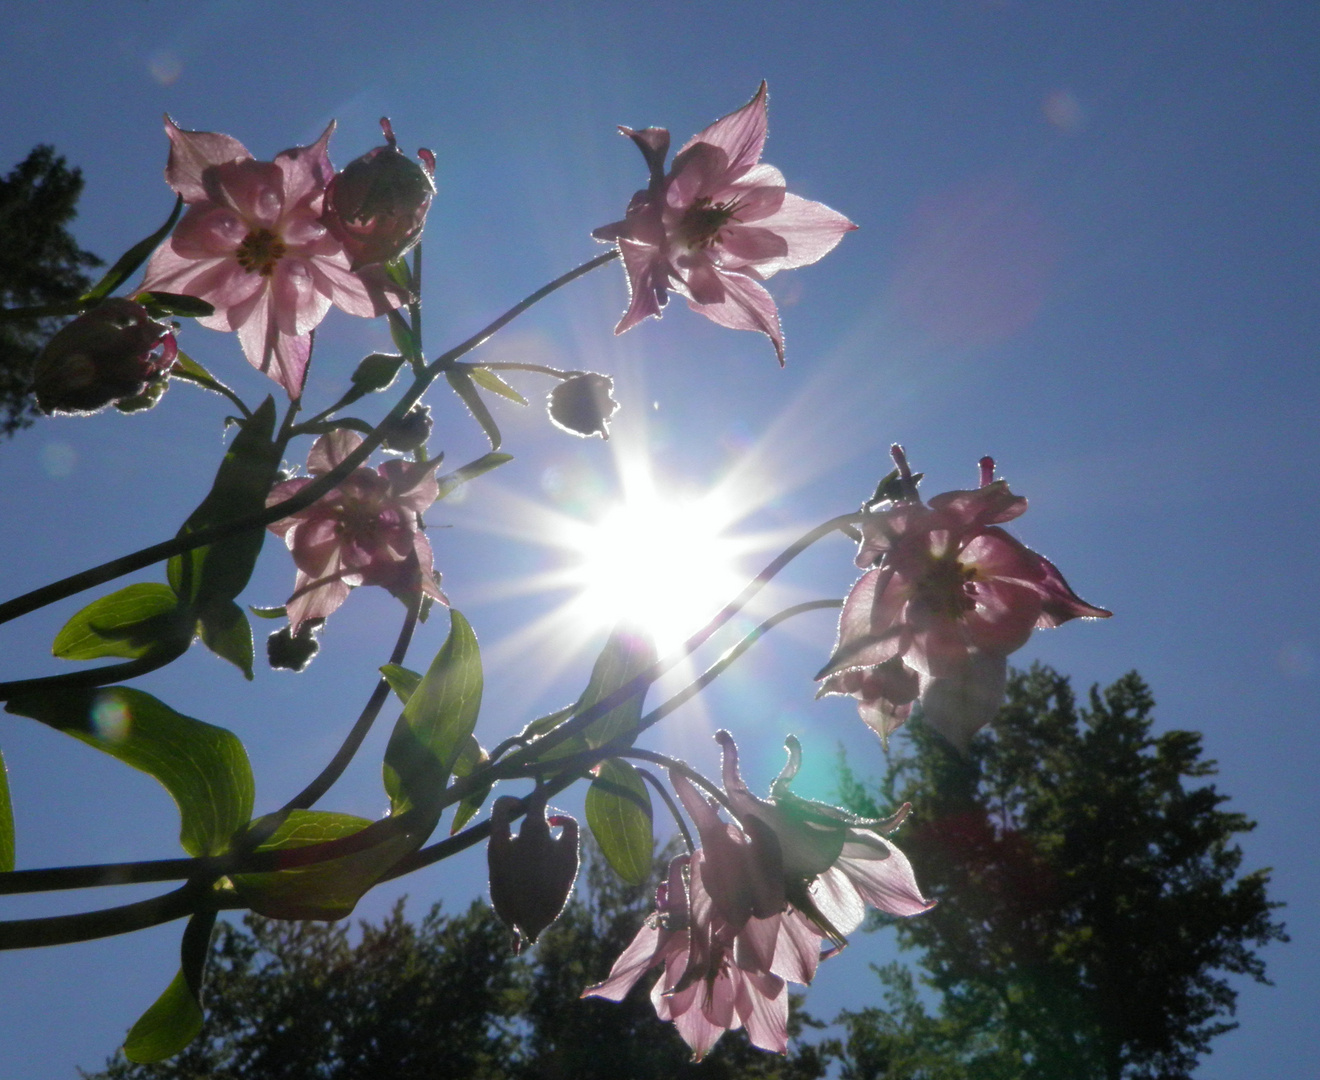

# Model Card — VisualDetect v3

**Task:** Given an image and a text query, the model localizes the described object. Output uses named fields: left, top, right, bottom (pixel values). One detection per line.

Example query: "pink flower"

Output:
left=818, top=450, right=1110, bottom=749
left=593, top=83, right=856, bottom=364
left=266, top=429, right=445, bottom=632
left=584, top=852, right=819, bottom=1059
left=139, top=118, right=407, bottom=397
left=33, top=298, right=177, bottom=414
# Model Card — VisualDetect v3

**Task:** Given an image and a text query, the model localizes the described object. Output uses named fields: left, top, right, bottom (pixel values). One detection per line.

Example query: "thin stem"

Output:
left=0, top=249, right=619, bottom=629
left=0, top=641, right=189, bottom=703
left=279, top=585, right=422, bottom=813
left=637, top=600, right=843, bottom=733
left=635, top=766, right=694, bottom=854
left=0, top=884, right=199, bottom=950
left=624, top=748, right=735, bottom=813
left=170, top=366, right=253, bottom=419
left=0, top=857, right=204, bottom=895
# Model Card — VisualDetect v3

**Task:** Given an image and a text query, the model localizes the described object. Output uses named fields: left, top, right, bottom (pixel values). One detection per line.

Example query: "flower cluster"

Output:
left=595, top=82, right=856, bottom=364
left=139, top=118, right=413, bottom=397
left=266, top=429, right=445, bottom=633
left=817, top=448, right=1110, bottom=749
left=585, top=732, right=930, bottom=1059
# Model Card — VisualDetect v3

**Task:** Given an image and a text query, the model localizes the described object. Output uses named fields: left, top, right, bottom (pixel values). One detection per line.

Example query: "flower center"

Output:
left=235, top=228, right=288, bottom=277
left=677, top=196, right=740, bottom=250
left=914, top=554, right=977, bottom=619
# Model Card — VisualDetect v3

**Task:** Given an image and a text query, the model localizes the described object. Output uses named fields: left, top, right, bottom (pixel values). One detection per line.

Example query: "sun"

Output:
left=559, top=485, right=749, bottom=653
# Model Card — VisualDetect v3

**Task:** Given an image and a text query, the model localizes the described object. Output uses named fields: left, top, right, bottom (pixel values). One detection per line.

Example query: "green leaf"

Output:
left=435, top=452, right=513, bottom=502
left=248, top=604, right=287, bottom=620
left=449, top=735, right=491, bottom=835
left=137, top=291, right=215, bottom=318
left=231, top=810, right=414, bottom=920
left=51, top=582, right=188, bottom=661
left=169, top=396, right=281, bottom=609
left=387, top=308, right=418, bottom=359
left=124, top=968, right=203, bottom=1063
left=0, top=748, right=13, bottom=872
left=517, top=704, right=587, bottom=764
left=575, top=627, right=657, bottom=750
left=123, top=910, right=214, bottom=1063
left=383, top=609, right=483, bottom=814
left=82, top=195, right=183, bottom=303
left=198, top=599, right=254, bottom=679
left=380, top=663, right=423, bottom=705
left=468, top=366, right=529, bottom=406
left=445, top=369, right=502, bottom=450
left=586, top=758, right=653, bottom=886
left=5, top=687, right=254, bottom=857
left=171, top=350, right=216, bottom=383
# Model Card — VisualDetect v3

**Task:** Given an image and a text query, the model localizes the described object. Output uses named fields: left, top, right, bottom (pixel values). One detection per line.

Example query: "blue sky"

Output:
left=1, top=2, right=1317, bottom=1075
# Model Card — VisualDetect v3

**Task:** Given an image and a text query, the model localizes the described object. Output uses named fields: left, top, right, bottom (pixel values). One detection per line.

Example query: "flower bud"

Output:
left=381, top=404, right=433, bottom=453
left=487, top=795, right=579, bottom=952
left=547, top=372, right=619, bottom=439
left=33, top=298, right=177, bottom=415
left=322, top=118, right=435, bottom=270
left=266, top=618, right=324, bottom=672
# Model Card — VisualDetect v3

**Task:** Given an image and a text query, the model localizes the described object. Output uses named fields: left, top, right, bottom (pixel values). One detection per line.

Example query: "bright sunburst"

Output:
left=559, top=483, right=748, bottom=653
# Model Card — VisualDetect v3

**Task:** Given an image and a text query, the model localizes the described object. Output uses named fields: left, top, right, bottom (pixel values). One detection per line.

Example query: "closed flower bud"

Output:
left=487, top=795, right=579, bottom=952
left=322, top=117, right=436, bottom=270
left=547, top=372, right=619, bottom=439
left=33, top=298, right=177, bottom=415
left=266, top=618, right=324, bottom=672
left=382, top=404, right=433, bottom=453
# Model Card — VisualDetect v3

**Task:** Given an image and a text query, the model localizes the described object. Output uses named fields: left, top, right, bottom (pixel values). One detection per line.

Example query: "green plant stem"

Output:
left=0, top=249, right=620, bottom=629
left=0, top=884, right=199, bottom=949
left=0, top=641, right=190, bottom=702
left=278, top=585, right=423, bottom=813
left=634, top=766, right=695, bottom=854
left=170, top=366, right=253, bottom=419
left=0, top=857, right=205, bottom=895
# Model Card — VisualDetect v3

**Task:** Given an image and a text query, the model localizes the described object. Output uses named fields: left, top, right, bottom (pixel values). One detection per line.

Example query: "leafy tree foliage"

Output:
left=81, top=844, right=829, bottom=1080
left=835, top=665, right=1288, bottom=1080
left=0, top=145, right=102, bottom=436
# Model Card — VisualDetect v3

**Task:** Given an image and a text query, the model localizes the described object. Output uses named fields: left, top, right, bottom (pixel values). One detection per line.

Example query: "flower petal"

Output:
left=750, top=192, right=857, bottom=276
left=680, top=82, right=768, bottom=177
left=686, top=270, right=784, bottom=364
left=164, top=116, right=251, bottom=202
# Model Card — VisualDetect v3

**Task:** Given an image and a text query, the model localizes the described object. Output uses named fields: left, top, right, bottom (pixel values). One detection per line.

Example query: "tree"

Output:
left=81, top=843, right=832, bottom=1080
left=0, top=145, right=102, bottom=436
left=835, top=665, right=1288, bottom=1080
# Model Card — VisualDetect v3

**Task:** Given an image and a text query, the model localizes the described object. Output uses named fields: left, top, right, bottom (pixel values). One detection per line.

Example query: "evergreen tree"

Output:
left=835, top=665, right=1288, bottom=1080
left=0, top=145, right=102, bottom=436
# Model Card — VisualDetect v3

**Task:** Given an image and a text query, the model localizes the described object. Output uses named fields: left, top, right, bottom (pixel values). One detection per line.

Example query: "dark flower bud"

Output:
left=323, top=117, right=436, bottom=270
left=267, top=618, right=324, bottom=672
left=487, top=795, right=579, bottom=952
left=33, top=298, right=177, bottom=415
left=547, top=372, right=619, bottom=439
left=382, top=404, right=433, bottom=453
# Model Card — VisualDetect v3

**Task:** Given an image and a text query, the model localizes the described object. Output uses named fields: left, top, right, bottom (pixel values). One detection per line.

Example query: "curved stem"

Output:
left=635, top=766, right=694, bottom=854
left=0, top=857, right=205, bottom=895
left=0, top=884, right=199, bottom=950
left=170, top=366, right=253, bottom=419
left=636, top=599, right=843, bottom=733
left=279, top=586, right=422, bottom=813
left=0, top=249, right=619, bottom=629
left=0, top=641, right=189, bottom=703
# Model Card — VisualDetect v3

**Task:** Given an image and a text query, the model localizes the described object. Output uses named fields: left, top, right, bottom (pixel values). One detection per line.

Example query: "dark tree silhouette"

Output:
left=81, top=844, right=830, bottom=1080
left=834, top=665, right=1288, bottom=1080
left=0, top=145, right=102, bottom=436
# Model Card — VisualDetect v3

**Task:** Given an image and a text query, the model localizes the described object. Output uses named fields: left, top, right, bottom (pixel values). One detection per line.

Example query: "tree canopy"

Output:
left=836, top=665, right=1288, bottom=1080
left=0, top=145, right=102, bottom=436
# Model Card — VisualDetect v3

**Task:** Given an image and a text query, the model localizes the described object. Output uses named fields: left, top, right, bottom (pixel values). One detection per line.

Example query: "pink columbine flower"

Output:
left=593, top=82, right=856, bottom=364
left=266, top=429, right=445, bottom=632
left=584, top=851, right=820, bottom=1060
left=139, top=118, right=407, bottom=397
left=817, top=449, right=1110, bottom=749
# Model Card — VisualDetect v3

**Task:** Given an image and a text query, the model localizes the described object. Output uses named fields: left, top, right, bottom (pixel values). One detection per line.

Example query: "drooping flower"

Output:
left=321, top=117, right=436, bottom=270
left=584, top=851, right=820, bottom=1059
left=818, top=449, right=1110, bottom=749
left=487, top=795, right=580, bottom=952
left=265, top=429, right=445, bottom=632
left=547, top=371, right=619, bottom=439
left=139, top=118, right=407, bottom=397
left=33, top=298, right=177, bottom=415
left=587, top=733, right=928, bottom=1059
left=593, top=82, right=856, bottom=364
